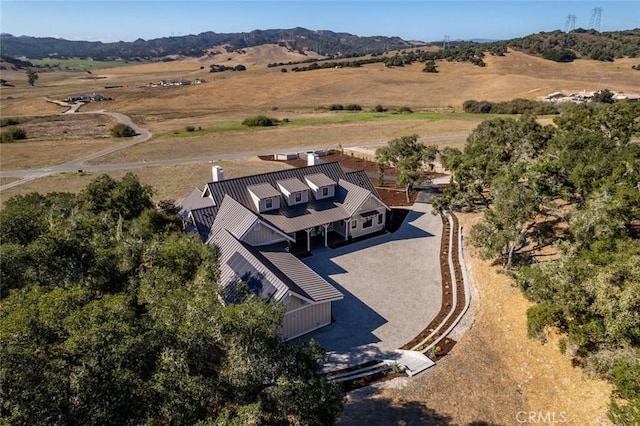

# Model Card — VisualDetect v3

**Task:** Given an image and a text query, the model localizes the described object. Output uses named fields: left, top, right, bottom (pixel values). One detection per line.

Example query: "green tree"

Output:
left=110, top=123, right=136, bottom=137
left=26, top=69, right=38, bottom=86
left=376, top=134, right=438, bottom=202
left=0, top=175, right=345, bottom=425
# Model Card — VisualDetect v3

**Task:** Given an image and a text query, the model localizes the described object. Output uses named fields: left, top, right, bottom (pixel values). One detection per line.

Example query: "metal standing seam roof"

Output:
left=204, top=162, right=349, bottom=213
left=178, top=187, right=213, bottom=218
left=212, top=229, right=290, bottom=303
left=305, top=173, right=337, bottom=188
left=276, top=177, right=309, bottom=195
left=344, top=170, right=378, bottom=194
left=212, top=229, right=342, bottom=305
left=247, top=182, right=282, bottom=200
left=338, top=179, right=377, bottom=216
left=190, top=206, right=218, bottom=241
left=258, top=248, right=343, bottom=303
left=206, top=195, right=260, bottom=243
left=259, top=199, right=351, bottom=234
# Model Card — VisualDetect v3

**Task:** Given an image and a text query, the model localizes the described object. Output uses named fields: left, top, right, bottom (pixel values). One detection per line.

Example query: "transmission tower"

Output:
left=589, top=7, right=603, bottom=31
left=564, top=14, right=577, bottom=32
left=442, top=35, right=451, bottom=50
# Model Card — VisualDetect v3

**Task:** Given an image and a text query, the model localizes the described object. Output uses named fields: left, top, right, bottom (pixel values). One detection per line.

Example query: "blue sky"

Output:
left=1, top=1, right=638, bottom=43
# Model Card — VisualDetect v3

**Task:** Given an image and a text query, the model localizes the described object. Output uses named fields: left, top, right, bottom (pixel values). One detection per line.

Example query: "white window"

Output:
left=378, top=214, right=383, bottom=224
left=322, top=187, right=329, bottom=196
left=351, top=220, right=357, bottom=229
left=295, top=192, right=302, bottom=202
left=363, top=217, right=373, bottom=228
left=266, top=198, right=273, bottom=209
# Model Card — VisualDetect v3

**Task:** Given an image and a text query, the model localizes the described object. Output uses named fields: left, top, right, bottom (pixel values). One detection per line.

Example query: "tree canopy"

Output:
left=0, top=173, right=345, bottom=425
left=434, top=102, right=640, bottom=424
left=376, top=134, right=438, bottom=201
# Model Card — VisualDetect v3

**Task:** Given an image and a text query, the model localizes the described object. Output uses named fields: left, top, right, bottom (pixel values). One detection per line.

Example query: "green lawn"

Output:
left=29, top=58, right=147, bottom=70
left=163, top=112, right=499, bottom=138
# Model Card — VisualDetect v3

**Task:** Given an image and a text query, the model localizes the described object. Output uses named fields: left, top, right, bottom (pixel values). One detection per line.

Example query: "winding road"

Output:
left=0, top=106, right=467, bottom=192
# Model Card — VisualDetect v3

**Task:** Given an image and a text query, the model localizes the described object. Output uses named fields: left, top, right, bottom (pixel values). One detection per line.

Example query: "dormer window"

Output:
left=277, top=178, right=309, bottom=206
left=305, top=173, right=336, bottom=200
left=248, top=183, right=281, bottom=213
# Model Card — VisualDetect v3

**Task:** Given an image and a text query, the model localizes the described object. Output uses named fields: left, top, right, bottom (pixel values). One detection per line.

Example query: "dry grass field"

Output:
left=0, top=158, right=294, bottom=205
left=338, top=213, right=613, bottom=426
left=1, top=47, right=636, bottom=423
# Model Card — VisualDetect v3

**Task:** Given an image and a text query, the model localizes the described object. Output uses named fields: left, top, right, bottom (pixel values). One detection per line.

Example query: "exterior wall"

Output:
left=312, top=185, right=335, bottom=200
left=282, top=190, right=309, bottom=206
left=242, top=223, right=290, bottom=246
left=249, top=193, right=281, bottom=213
left=349, top=209, right=386, bottom=239
left=280, top=302, right=332, bottom=340
left=283, top=294, right=307, bottom=312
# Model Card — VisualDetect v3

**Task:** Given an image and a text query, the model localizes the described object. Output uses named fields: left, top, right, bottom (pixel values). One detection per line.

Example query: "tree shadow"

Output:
left=337, top=394, right=452, bottom=426
left=338, top=392, right=502, bottom=425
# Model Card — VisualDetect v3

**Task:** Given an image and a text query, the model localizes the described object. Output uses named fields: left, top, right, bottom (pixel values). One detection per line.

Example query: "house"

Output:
left=179, top=161, right=390, bottom=340
left=66, top=93, right=104, bottom=102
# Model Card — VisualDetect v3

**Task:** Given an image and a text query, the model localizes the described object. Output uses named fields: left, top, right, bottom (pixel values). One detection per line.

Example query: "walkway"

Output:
left=300, top=202, right=443, bottom=371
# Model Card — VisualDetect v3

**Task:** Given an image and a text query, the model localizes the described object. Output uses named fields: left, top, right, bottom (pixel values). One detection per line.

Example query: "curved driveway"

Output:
left=0, top=110, right=153, bottom=191
left=300, top=202, right=443, bottom=369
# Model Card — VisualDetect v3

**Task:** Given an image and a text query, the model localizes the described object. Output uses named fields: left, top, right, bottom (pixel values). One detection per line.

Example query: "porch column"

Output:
left=344, top=220, right=349, bottom=241
left=323, top=224, right=329, bottom=247
left=305, top=228, right=312, bottom=252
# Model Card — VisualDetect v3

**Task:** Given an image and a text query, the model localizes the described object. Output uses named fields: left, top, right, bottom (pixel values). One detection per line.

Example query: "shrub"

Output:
left=345, top=104, right=362, bottom=111
left=1, top=127, right=26, bottom=143
left=0, top=117, right=20, bottom=127
left=526, top=302, right=564, bottom=338
left=185, top=125, right=196, bottom=132
left=423, top=60, right=438, bottom=73
left=613, top=361, right=640, bottom=400
left=396, top=106, right=413, bottom=114
left=374, top=104, right=387, bottom=113
left=329, top=104, right=344, bottom=111
left=110, top=123, right=137, bottom=138
left=241, top=115, right=279, bottom=127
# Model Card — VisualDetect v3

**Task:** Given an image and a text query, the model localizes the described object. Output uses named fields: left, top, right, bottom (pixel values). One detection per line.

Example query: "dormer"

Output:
left=304, top=173, right=336, bottom=200
left=247, top=183, right=281, bottom=213
left=277, top=178, right=309, bottom=206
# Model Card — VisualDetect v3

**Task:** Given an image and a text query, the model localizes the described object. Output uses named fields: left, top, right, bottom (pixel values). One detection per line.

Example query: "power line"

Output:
left=589, top=7, right=603, bottom=32
left=564, top=14, right=577, bottom=32
left=442, top=35, right=450, bottom=50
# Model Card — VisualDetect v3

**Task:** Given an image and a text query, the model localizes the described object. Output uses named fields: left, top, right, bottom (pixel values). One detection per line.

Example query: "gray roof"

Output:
left=203, top=162, right=387, bottom=234
left=259, top=246, right=343, bottom=302
left=212, top=230, right=342, bottom=305
left=277, top=177, right=309, bottom=194
left=205, top=162, right=350, bottom=211
left=178, top=187, right=214, bottom=218
left=344, top=170, right=377, bottom=193
left=207, top=195, right=259, bottom=243
left=190, top=206, right=218, bottom=241
left=247, top=182, right=281, bottom=200
left=305, top=173, right=336, bottom=188
left=178, top=187, right=218, bottom=241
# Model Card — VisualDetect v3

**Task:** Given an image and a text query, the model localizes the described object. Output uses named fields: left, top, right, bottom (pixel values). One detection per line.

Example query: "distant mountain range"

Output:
left=1, top=27, right=639, bottom=64
left=0, top=28, right=419, bottom=60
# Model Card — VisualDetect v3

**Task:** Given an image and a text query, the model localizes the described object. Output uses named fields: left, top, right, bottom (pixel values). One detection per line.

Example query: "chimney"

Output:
left=212, top=165, right=224, bottom=182
left=307, top=152, right=319, bottom=166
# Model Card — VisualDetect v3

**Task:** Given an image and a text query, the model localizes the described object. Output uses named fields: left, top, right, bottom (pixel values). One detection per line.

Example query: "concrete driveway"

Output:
left=300, top=202, right=443, bottom=368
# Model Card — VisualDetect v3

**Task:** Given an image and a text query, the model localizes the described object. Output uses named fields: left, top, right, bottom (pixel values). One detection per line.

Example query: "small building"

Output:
left=179, top=161, right=390, bottom=340
left=66, top=93, right=104, bottom=102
